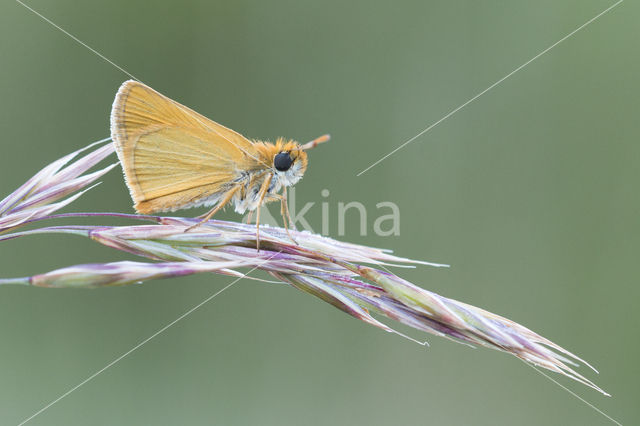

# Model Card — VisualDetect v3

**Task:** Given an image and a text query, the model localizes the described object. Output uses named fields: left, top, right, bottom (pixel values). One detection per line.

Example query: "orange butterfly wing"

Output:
left=110, top=80, right=258, bottom=213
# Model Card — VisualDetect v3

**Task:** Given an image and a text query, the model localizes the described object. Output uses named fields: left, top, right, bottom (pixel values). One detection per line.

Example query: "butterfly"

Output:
left=110, top=80, right=329, bottom=249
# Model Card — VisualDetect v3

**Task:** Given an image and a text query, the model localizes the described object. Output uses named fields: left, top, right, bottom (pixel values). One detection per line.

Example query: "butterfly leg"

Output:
left=279, top=187, right=298, bottom=245
left=185, top=187, right=239, bottom=232
left=254, top=174, right=273, bottom=251
left=267, top=192, right=297, bottom=245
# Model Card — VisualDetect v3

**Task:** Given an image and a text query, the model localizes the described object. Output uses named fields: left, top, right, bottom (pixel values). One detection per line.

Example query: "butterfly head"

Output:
left=268, top=139, right=308, bottom=187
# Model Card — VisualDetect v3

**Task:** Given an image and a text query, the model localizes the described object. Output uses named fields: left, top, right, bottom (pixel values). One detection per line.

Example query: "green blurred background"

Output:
left=1, top=0, right=638, bottom=424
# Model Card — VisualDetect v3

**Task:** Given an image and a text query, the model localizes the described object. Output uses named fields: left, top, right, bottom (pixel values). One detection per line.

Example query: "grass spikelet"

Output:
left=0, top=140, right=608, bottom=396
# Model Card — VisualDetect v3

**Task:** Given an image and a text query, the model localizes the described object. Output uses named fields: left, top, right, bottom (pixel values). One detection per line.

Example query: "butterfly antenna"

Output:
left=301, top=134, right=331, bottom=150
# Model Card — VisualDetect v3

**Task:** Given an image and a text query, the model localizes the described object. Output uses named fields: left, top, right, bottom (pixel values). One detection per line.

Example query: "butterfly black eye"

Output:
left=274, top=152, right=293, bottom=172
